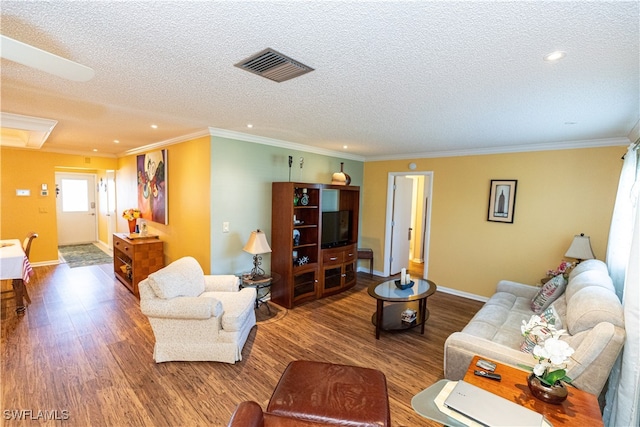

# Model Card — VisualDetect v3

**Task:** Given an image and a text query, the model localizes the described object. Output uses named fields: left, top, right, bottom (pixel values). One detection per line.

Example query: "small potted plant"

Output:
left=521, top=316, right=575, bottom=404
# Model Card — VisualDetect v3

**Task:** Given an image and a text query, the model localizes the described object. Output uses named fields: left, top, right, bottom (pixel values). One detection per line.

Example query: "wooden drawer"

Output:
left=344, top=246, right=357, bottom=262
left=323, top=250, right=344, bottom=265
left=114, top=236, right=133, bottom=254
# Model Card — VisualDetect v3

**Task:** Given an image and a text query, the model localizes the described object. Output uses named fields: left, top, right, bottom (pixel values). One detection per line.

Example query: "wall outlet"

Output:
left=222, top=222, right=229, bottom=233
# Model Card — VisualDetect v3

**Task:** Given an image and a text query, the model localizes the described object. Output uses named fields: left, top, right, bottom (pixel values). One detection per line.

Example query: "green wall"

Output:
left=209, top=136, right=364, bottom=274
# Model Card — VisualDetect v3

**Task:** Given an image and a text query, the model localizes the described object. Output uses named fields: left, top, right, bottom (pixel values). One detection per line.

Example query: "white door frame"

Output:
left=106, top=170, right=117, bottom=249
left=55, top=172, right=99, bottom=245
left=383, top=171, right=433, bottom=279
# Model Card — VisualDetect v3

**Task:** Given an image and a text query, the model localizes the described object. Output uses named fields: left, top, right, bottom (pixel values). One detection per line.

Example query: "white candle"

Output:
left=406, top=273, right=411, bottom=283
left=401, top=268, right=406, bottom=284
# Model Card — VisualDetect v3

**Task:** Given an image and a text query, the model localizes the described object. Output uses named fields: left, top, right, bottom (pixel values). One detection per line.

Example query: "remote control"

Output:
left=476, top=359, right=497, bottom=372
left=474, top=370, right=502, bottom=381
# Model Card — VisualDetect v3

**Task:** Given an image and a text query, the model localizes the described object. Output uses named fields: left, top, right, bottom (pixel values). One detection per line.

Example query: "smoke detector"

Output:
left=234, top=48, right=314, bottom=83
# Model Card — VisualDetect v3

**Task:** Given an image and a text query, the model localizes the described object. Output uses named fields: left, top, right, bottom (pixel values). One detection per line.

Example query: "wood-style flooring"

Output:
left=1, top=263, right=483, bottom=426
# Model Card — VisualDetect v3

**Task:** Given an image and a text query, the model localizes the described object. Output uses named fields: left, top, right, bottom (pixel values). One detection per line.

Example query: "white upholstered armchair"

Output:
left=139, top=256, right=257, bottom=363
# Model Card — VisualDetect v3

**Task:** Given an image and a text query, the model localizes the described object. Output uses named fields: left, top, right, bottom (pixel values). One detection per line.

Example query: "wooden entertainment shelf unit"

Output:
left=271, top=182, right=360, bottom=308
left=113, top=233, right=164, bottom=297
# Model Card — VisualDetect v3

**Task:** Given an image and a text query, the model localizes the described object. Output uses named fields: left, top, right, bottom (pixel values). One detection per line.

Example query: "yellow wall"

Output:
left=115, top=136, right=211, bottom=271
left=0, top=148, right=117, bottom=263
left=361, top=146, right=623, bottom=298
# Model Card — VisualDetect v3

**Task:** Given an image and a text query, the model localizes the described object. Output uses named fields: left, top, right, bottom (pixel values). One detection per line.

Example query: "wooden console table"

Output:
left=113, top=233, right=164, bottom=297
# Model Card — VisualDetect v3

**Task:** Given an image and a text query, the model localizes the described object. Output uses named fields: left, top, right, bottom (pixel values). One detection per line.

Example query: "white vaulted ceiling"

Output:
left=0, top=1, right=638, bottom=159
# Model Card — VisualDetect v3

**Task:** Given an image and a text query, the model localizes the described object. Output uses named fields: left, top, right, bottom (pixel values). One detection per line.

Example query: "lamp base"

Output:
left=250, top=255, right=265, bottom=279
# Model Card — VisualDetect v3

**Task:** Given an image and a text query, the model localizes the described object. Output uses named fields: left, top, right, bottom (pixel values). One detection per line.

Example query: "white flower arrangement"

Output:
left=522, top=316, right=575, bottom=386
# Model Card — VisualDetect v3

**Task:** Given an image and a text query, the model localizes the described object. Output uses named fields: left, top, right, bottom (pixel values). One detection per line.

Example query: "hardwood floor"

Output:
left=1, top=264, right=483, bottom=426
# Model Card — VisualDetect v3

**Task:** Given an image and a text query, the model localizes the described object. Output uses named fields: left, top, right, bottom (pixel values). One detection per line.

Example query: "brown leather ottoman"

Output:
left=267, top=360, right=391, bottom=426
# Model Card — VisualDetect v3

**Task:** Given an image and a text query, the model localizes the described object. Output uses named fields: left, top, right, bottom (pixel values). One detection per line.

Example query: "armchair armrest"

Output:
left=227, top=401, right=264, bottom=427
left=204, top=275, right=240, bottom=292
left=141, top=296, right=223, bottom=320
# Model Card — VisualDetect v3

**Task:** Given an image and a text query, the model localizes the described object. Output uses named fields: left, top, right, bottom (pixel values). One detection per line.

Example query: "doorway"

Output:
left=383, top=171, right=433, bottom=279
left=55, top=172, right=98, bottom=245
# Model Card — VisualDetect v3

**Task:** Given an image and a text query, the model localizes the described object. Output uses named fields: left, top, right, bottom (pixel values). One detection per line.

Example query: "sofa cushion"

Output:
left=148, top=256, right=205, bottom=299
left=565, top=269, right=615, bottom=301
left=566, top=286, right=624, bottom=334
left=462, top=292, right=533, bottom=348
left=568, top=259, right=609, bottom=281
left=530, top=275, right=566, bottom=313
left=203, top=288, right=255, bottom=332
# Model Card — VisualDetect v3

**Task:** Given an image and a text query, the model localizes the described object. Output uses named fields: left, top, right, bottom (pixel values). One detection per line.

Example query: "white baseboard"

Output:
left=436, top=285, right=489, bottom=303
left=356, top=267, right=489, bottom=303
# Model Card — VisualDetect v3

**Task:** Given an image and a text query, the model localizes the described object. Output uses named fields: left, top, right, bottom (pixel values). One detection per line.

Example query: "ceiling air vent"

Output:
left=234, top=48, right=314, bottom=83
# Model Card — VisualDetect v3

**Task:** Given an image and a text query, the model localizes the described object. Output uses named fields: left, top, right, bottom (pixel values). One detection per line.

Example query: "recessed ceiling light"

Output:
left=247, top=124, right=253, bottom=128
left=93, top=148, right=98, bottom=152
left=114, top=139, right=120, bottom=143
left=343, top=145, right=348, bottom=149
left=150, top=124, right=158, bottom=129
left=544, top=51, right=566, bottom=62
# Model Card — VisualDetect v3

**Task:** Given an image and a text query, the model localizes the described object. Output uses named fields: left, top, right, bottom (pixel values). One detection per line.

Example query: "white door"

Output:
left=56, top=172, right=98, bottom=245
left=106, top=170, right=117, bottom=248
left=389, top=176, right=414, bottom=275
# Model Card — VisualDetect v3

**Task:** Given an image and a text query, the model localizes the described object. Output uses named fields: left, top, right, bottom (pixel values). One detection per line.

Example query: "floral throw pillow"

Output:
left=540, top=305, right=563, bottom=330
left=530, top=275, right=567, bottom=314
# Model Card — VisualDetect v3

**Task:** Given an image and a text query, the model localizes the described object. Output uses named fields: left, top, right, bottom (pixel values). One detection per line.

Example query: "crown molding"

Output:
left=39, top=147, right=118, bottom=159
left=364, top=137, right=632, bottom=161
left=120, top=127, right=365, bottom=162
left=120, top=129, right=212, bottom=157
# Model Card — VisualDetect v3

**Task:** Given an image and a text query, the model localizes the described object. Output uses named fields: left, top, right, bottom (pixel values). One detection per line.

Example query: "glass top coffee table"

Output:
left=367, top=278, right=437, bottom=339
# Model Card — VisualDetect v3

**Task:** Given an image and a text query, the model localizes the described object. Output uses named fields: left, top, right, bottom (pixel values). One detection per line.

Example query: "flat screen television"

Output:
left=321, top=210, right=351, bottom=248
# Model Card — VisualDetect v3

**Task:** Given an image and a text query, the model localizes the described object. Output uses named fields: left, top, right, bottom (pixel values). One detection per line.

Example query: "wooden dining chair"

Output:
left=22, top=232, right=38, bottom=259
left=19, top=232, right=38, bottom=304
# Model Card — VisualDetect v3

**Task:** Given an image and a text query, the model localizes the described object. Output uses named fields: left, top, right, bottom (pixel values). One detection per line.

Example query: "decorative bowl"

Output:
left=394, top=280, right=414, bottom=290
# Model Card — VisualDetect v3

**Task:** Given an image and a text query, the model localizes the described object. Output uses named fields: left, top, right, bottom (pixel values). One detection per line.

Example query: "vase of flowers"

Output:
left=522, top=317, right=574, bottom=404
left=542, top=260, right=575, bottom=284
left=122, top=208, right=141, bottom=233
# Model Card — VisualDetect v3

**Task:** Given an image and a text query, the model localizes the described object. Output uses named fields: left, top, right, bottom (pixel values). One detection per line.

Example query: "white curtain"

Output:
left=603, top=143, right=640, bottom=426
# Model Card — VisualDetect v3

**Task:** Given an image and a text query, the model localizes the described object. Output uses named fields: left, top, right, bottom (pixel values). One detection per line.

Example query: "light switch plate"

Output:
left=16, top=189, right=30, bottom=196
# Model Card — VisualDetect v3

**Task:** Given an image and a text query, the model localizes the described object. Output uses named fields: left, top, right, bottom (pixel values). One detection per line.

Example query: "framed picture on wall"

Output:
left=488, top=179, right=517, bottom=223
left=137, top=149, right=168, bottom=225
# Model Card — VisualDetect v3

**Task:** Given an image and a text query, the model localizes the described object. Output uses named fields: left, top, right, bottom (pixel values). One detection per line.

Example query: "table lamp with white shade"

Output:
left=565, top=233, right=596, bottom=263
left=243, top=229, right=272, bottom=279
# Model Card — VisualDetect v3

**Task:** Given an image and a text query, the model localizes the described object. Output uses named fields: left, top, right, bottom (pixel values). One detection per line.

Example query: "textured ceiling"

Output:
left=0, top=1, right=638, bottom=160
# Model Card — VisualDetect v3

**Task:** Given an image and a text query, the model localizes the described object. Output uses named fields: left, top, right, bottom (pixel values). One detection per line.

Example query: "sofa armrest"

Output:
left=444, top=332, right=535, bottom=380
left=227, top=401, right=264, bottom=427
left=496, top=280, right=539, bottom=299
left=204, top=275, right=240, bottom=292
left=141, top=296, right=222, bottom=320
left=563, top=322, right=626, bottom=395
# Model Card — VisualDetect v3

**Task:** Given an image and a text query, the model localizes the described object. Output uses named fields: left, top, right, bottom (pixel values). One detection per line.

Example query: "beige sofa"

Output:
left=139, top=256, right=257, bottom=363
left=444, top=259, right=625, bottom=396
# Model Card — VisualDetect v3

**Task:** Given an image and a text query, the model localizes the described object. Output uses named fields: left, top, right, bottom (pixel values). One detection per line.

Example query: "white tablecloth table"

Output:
left=0, top=239, right=33, bottom=314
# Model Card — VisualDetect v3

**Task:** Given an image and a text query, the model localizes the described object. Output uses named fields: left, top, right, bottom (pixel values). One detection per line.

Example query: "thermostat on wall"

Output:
left=16, top=189, right=30, bottom=196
